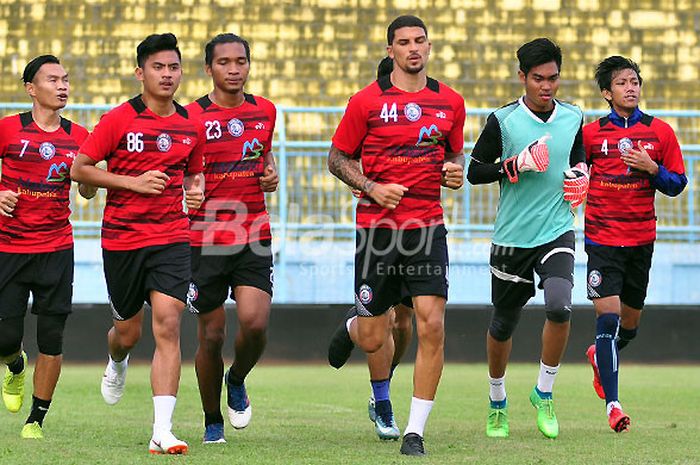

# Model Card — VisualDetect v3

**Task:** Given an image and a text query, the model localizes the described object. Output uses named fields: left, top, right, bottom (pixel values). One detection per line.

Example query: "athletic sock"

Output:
left=371, top=378, right=392, bottom=423
left=26, top=396, right=51, bottom=427
left=606, top=400, right=622, bottom=416
left=204, top=411, right=224, bottom=427
left=109, top=354, right=128, bottom=374
left=488, top=375, right=506, bottom=408
left=616, top=326, right=637, bottom=351
left=536, top=361, right=559, bottom=396
left=7, top=354, right=24, bottom=375
left=596, top=313, right=620, bottom=404
left=404, top=397, right=433, bottom=437
left=153, top=395, right=177, bottom=438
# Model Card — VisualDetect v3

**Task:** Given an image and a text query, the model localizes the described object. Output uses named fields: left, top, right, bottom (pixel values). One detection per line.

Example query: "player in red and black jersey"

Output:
left=0, top=55, right=93, bottom=439
left=71, top=34, right=205, bottom=455
left=330, top=55, right=417, bottom=437
left=327, top=16, right=465, bottom=456
left=185, top=33, right=278, bottom=444
left=582, top=56, right=687, bottom=432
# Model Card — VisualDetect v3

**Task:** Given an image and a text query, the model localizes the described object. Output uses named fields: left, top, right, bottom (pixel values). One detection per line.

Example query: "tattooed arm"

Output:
left=327, top=145, right=407, bottom=210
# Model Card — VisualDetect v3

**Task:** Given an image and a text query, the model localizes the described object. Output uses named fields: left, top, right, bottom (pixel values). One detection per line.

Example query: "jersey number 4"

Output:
left=380, top=103, right=398, bottom=123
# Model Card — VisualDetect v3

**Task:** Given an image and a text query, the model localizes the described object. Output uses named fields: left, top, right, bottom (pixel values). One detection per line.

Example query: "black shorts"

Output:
left=0, top=248, right=73, bottom=320
left=354, top=225, right=448, bottom=317
left=490, top=231, right=575, bottom=309
left=585, top=242, right=654, bottom=310
left=189, top=240, right=274, bottom=314
left=103, top=242, right=190, bottom=321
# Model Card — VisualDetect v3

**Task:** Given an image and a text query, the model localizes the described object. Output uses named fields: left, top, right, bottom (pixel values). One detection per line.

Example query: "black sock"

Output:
left=204, top=411, right=224, bottom=426
left=7, top=354, right=24, bottom=375
left=617, top=327, right=638, bottom=351
left=228, top=369, right=245, bottom=386
left=375, top=399, right=394, bottom=424
left=26, top=396, right=51, bottom=427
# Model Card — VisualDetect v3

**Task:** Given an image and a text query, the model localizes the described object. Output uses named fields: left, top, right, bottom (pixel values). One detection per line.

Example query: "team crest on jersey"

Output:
left=617, top=138, right=633, bottom=155
left=404, top=103, right=422, bottom=122
left=39, top=142, right=56, bottom=160
left=156, top=133, right=172, bottom=152
left=228, top=118, right=245, bottom=137
left=358, top=284, right=373, bottom=305
left=588, top=270, right=602, bottom=288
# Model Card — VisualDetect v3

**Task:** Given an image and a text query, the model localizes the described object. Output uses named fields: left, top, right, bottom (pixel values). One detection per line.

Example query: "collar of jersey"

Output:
left=518, top=96, right=558, bottom=124
left=607, top=107, right=643, bottom=128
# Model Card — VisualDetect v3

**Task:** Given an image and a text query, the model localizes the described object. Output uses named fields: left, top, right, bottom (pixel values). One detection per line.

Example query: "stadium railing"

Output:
left=1, top=103, right=697, bottom=246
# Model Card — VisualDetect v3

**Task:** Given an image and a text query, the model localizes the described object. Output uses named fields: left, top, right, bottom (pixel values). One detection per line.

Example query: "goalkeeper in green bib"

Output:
left=467, top=38, right=588, bottom=439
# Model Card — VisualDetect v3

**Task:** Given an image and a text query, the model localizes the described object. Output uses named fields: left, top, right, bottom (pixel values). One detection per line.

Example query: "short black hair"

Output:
left=23, top=55, right=60, bottom=83
left=387, top=15, right=427, bottom=45
left=136, top=33, right=181, bottom=68
left=595, top=55, right=643, bottom=92
left=377, top=57, right=393, bottom=79
left=205, top=33, right=251, bottom=66
left=517, top=38, right=562, bottom=76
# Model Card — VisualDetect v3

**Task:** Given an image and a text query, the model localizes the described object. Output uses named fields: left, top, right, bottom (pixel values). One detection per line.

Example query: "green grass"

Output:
left=1, top=363, right=699, bottom=465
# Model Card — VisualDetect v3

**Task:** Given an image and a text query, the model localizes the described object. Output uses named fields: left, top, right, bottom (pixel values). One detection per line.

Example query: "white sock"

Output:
left=606, top=401, right=622, bottom=416
left=345, top=315, right=357, bottom=333
left=488, top=375, right=506, bottom=402
left=536, top=361, right=559, bottom=394
left=153, top=395, right=177, bottom=438
left=404, top=397, right=434, bottom=437
left=109, top=354, right=129, bottom=374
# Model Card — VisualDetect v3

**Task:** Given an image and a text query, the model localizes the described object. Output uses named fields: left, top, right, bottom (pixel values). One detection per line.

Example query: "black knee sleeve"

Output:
left=543, top=277, right=572, bottom=323
left=488, top=306, right=522, bottom=342
left=0, top=317, right=24, bottom=357
left=36, top=314, right=68, bottom=356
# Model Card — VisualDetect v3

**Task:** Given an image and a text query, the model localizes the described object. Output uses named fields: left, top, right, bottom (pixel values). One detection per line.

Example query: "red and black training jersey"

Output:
left=583, top=112, right=686, bottom=246
left=332, top=76, right=465, bottom=230
left=0, top=112, right=88, bottom=253
left=186, top=94, right=276, bottom=247
left=80, top=95, right=205, bottom=251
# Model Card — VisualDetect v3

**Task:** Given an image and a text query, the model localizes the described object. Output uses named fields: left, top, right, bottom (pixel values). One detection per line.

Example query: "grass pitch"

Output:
left=1, top=363, right=698, bottom=465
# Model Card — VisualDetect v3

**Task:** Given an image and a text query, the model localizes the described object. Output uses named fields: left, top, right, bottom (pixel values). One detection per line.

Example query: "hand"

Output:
left=0, top=189, right=19, bottom=217
left=128, top=170, right=170, bottom=195
left=366, top=183, right=408, bottom=210
left=621, top=140, right=659, bottom=175
left=441, top=161, right=464, bottom=189
left=259, top=164, right=279, bottom=192
left=563, top=162, right=589, bottom=208
left=185, top=174, right=204, bottom=210
left=502, top=134, right=551, bottom=183
left=78, top=183, right=98, bottom=200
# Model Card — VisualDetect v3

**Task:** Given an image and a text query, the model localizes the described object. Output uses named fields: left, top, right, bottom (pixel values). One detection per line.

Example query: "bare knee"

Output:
left=152, top=315, right=181, bottom=344
left=114, top=324, right=142, bottom=350
left=416, top=313, right=444, bottom=346
left=200, top=324, right=225, bottom=352
left=357, top=334, right=386, bottom=354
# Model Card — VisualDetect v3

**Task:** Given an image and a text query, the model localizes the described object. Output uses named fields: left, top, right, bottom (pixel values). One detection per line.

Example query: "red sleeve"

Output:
left=0, top=116, right=15, bottom=158
left=659, top=122, right=685, bottom=174
left=331, top=93, right=367, bottom=157
left=187, top=122, right=206, bottom=175
left=447, top=96, right=465, bottom=154
left=79, top=106, right=130, bottom=162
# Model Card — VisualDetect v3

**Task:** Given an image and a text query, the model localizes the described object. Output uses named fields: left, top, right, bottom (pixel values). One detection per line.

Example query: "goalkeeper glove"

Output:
left=502, top=134, right=551, bottom=183
left=563, top=162, right=589, bottom=208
